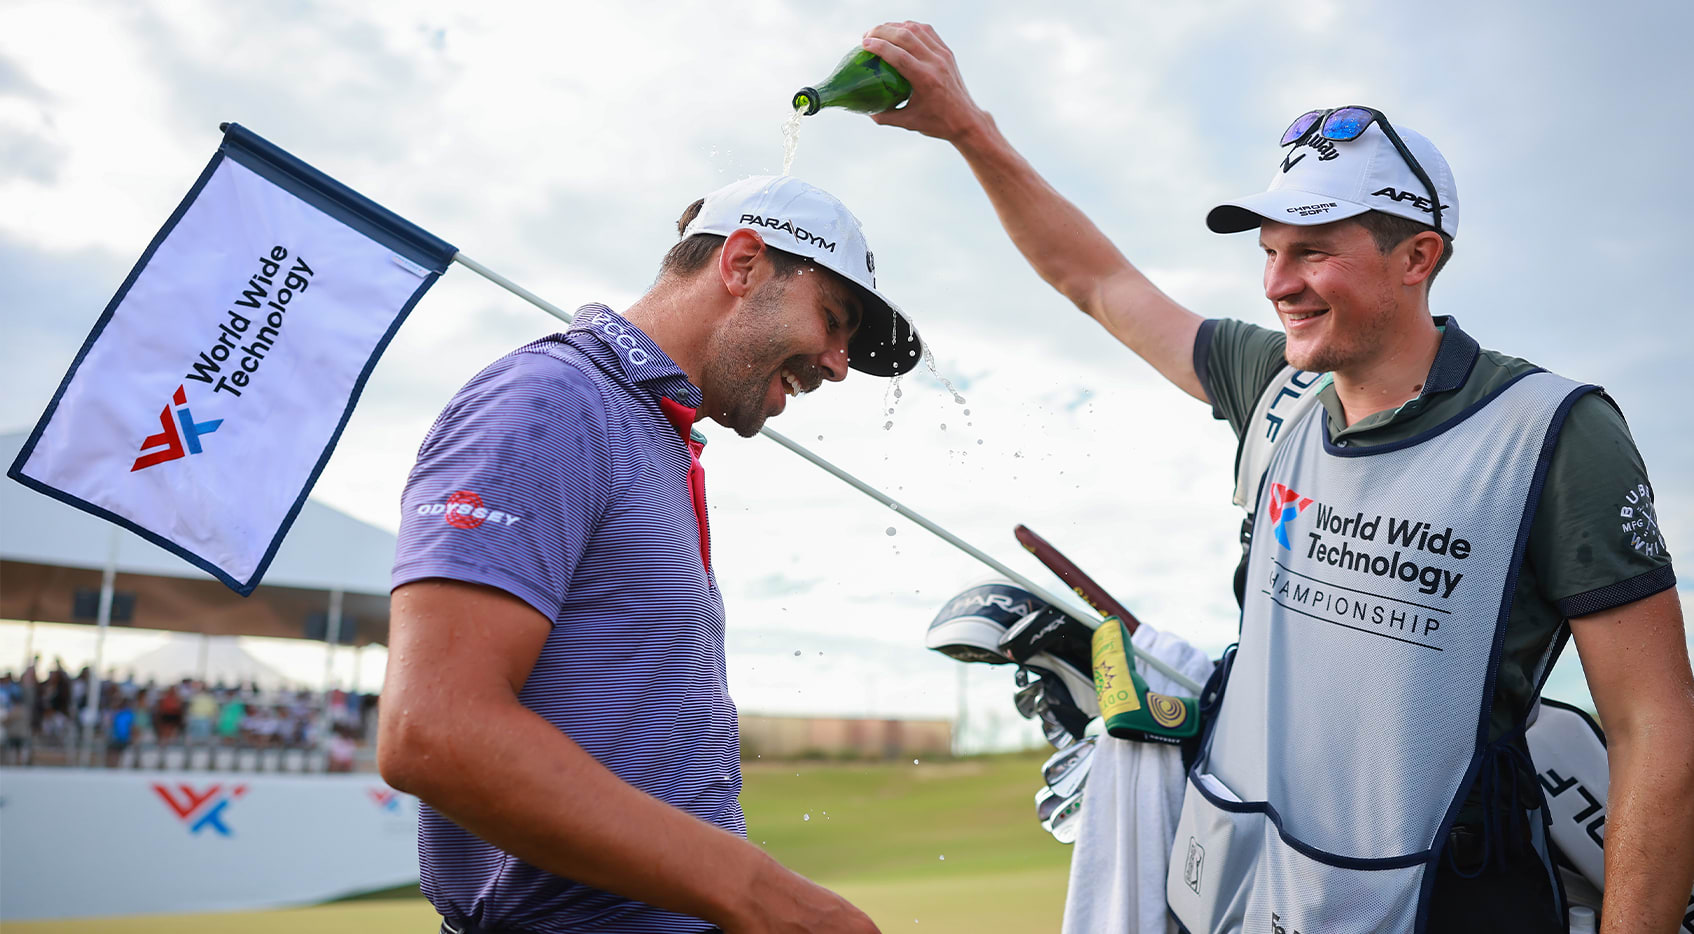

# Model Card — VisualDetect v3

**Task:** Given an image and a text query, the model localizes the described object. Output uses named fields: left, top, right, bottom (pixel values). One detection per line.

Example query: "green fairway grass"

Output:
left=6, top=752, right=1073, bottom=933
left=741, top=750, right=1072, bottom=882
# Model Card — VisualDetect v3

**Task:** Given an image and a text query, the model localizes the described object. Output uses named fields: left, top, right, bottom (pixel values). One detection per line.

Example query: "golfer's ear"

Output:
left=718, top=228, right=766, bottom=299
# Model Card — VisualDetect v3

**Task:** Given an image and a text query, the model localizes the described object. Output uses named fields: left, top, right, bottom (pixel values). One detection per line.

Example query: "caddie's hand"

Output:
left=861, top=21, right=986, bottom=144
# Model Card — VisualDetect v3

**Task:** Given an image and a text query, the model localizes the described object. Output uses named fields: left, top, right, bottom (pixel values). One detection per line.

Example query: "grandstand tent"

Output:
left=1, top=431, right=396, bottom=654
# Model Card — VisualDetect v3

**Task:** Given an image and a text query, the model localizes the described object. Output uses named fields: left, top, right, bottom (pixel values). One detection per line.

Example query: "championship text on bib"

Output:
left=7, top=124, right=456, bottom=594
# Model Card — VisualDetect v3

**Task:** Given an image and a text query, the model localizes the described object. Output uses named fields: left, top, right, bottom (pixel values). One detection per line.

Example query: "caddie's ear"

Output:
left=1402, top=230, right=1444, bottom=289
left=719, top=228, right=767, bottom=299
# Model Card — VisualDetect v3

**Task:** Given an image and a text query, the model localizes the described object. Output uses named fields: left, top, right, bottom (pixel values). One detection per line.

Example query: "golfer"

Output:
left=863, top=21, right=1694, bottom=933
left=379, top=176, right=916, bottom=934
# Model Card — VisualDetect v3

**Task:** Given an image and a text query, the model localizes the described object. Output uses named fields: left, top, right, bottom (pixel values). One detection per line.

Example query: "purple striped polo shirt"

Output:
left=393, top=306, right=737, bottom=934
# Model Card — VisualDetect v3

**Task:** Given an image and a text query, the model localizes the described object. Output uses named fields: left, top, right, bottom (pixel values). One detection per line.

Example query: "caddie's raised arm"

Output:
left=862, top=21, right=1205, bottom=401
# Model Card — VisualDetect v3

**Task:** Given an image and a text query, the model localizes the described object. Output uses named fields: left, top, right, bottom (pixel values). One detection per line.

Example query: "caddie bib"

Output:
left=1168, top=370, right=1593, bottom=933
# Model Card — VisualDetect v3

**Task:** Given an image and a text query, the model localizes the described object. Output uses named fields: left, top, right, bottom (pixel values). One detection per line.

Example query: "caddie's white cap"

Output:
left=1207, top=122, right=1459, bottom=238
left=683, top=174, right=921, bottom=377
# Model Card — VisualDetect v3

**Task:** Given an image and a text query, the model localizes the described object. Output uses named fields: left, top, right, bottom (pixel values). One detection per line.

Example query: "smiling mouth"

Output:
left=1285, top=309, right=1329, bottom=323
left=780, top=361, right=822, bottom=397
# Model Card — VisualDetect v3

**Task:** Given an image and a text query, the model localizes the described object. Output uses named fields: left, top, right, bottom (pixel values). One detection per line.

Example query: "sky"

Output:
left=2, top=0, right=1691, bottom=749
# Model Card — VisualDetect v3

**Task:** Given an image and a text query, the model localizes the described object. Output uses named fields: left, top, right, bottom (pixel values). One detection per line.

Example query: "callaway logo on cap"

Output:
left=1207, top=121, right=1459, bottom=238
left=682, top=175, right=922, bottom=377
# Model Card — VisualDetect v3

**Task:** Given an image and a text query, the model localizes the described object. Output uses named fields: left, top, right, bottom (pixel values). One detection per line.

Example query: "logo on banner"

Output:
left=369, top=788, right=402, bottom=812
left=131, top=385, right=223, bottom=472
left=1264, top=482, right=1314, bottom=549
left=153, top=782, right=248, bottom=836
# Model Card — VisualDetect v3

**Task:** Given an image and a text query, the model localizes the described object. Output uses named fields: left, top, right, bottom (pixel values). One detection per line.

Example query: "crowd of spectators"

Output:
left=0, top=656, right=376, bottom=771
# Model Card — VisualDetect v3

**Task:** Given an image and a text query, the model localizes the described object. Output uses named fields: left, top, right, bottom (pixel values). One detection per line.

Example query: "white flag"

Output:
left=8, top=123, right=456, bottom=594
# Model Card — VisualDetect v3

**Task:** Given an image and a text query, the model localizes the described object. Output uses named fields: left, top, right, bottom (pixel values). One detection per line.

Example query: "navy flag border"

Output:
left=6, top=122, right=458, bottom=596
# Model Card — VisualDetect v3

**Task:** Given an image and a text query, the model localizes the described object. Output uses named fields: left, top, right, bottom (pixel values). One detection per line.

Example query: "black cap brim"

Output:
left=847, top=285, right=922, bottom=377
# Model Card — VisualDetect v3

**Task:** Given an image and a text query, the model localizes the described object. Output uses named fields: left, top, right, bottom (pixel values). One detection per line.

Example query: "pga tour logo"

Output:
left=131, top=384, right=222, bottom=472
left=153, top=782, right=247, bottom=836
left=417, top=490, right=524, bottom=530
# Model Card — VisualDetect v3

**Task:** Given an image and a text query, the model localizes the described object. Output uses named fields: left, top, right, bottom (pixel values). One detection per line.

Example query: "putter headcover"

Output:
left=1092, top=615, right=1200, bottom=745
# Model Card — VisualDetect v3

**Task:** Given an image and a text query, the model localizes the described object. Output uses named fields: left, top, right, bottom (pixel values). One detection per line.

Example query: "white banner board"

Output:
left=0, top=768, right=420, bottom=920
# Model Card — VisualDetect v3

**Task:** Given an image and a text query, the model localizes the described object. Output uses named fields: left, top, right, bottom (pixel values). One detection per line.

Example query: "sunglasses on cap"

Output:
left=1281, top=106, right=1445, bottom=235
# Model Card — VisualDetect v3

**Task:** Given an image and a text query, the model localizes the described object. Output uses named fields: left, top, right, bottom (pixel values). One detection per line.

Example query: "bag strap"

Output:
left=1232, top=364, right=1327, bottom=512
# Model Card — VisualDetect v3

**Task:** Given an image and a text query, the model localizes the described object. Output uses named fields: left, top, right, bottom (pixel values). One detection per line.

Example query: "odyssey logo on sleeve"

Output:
left=131, top=384, right=222, bottom=472
left=417, top=489, right=524, bottom=529
left=1264, top=482, right=1314, bottom=549
left=153, top=782, right=247, bottom=836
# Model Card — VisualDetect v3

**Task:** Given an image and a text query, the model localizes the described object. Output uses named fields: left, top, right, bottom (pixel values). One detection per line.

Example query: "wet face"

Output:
left=701, top=262, right=862, bottom=437
left=1259, top=219, right=1401, bottom=375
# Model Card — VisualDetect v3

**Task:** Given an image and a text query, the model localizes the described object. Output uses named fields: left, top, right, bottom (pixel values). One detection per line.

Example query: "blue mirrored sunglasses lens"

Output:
left=1322, top=108, right=1375, bottom=141
left=1281, top=111, right=1322, bottom=146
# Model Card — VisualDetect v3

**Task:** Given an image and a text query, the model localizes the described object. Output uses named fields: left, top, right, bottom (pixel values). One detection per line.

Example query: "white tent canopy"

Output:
left=2, top=430, right=398, bottom=644
left=2, top=431, right=396, bottom=594
left=123, top=635, right=290, bottom=690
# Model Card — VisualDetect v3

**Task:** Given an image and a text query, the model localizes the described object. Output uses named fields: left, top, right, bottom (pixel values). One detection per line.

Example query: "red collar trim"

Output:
left=656, top=397, right=697, bottom=440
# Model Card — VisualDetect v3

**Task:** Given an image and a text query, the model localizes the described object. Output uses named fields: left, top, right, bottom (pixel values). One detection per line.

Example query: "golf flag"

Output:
left=7, top=123, right=457, bottom=595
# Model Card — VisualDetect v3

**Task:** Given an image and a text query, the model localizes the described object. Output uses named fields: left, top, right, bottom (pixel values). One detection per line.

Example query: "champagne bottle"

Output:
left=792, top=48, right=911, bottom=116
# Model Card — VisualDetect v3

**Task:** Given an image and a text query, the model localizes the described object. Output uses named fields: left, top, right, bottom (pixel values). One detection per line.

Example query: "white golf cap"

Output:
left=1207, top=121, right=1459, bottom=238
left=682, top=174, right=921, bottom=377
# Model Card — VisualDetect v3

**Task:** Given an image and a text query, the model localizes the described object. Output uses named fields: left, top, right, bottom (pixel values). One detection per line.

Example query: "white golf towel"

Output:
left=1062, top=624, right=1217, bottom=934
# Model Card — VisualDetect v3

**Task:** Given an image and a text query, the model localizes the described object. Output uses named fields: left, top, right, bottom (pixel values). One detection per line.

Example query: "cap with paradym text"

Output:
left=683, top=175, right=921, bottom=377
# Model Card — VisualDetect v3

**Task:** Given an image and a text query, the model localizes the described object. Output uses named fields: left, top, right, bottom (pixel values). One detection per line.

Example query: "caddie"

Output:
left=378, top=175, right=914, bottom=934
left=863, top=21, right=1694, bottom=933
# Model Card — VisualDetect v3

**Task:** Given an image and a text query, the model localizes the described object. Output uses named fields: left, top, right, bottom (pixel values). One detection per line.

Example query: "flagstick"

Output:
left=452, top=254, right=577, bottom=324
left=450, top=252, right=1202, bottom=695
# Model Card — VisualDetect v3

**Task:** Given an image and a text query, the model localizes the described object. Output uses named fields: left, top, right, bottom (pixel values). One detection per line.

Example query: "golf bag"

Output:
left=1526, top=698, right=1694, bottom=925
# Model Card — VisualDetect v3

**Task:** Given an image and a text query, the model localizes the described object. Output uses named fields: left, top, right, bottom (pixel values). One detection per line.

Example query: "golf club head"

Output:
left=1035, top=785, right=1062, bottom=823
left=1013, top=676, right=1050, bottom=719
left=1014, top=673, right=1093, bottom=747
left=998, top=605, right=1093, bottom=673
left=926, top=581, right=1050, bottom=665
left=1042, top=736, right=1097, bottom=799
left=1040, top=714, right=1076, bottom=748
left=1043, top=789, right=1085, bottom=844
left=1023, top=654, right=1100, bottom=720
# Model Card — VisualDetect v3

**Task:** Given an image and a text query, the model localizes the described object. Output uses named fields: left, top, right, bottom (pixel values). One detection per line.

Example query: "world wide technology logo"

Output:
left=153, top=782, right=247, bottom=836
left=131, top=384, right=222, bottom=472
left=1265, top=482, right=1314, bottom=549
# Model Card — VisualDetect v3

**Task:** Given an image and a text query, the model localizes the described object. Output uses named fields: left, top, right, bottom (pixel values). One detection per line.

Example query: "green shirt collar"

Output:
left=1318, top=316, right=1479, bottom=439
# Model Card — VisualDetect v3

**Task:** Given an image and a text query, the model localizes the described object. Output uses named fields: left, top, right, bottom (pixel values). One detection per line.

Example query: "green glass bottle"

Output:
left=793, top=48, right=911, bottom=116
